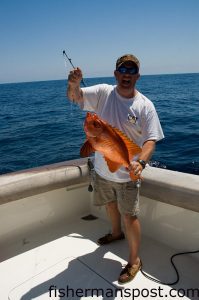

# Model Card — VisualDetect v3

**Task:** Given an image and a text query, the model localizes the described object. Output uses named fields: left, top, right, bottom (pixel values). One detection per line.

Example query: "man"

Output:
left=67, top=54, right=164, bottom=284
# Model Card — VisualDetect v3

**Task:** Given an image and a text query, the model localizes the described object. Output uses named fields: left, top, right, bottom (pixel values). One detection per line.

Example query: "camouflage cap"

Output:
left=116, top=54, right=140, bottom=70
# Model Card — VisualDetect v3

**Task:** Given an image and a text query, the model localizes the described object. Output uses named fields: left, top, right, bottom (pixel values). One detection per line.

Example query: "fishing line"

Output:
left=62, top=50, right=86, bottom=116
left=63, top=50, right=86, bottom=87
left=62, top=50, right=76, bottom=116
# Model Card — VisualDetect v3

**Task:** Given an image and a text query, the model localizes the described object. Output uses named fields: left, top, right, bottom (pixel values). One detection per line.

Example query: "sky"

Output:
left=0, top=0, right=199, bottom=83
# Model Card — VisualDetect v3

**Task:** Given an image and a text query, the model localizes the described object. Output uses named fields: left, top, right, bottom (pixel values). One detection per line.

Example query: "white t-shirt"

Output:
left=81, top=84, right=164, bottom=182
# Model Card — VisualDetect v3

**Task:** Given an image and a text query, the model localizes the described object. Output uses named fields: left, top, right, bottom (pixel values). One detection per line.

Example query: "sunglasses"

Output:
left=117, top=66, right=138, bottom=75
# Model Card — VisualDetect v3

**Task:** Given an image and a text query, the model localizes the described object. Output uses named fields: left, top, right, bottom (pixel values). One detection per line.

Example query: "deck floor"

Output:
left=0, top=216, right=198, bottom=300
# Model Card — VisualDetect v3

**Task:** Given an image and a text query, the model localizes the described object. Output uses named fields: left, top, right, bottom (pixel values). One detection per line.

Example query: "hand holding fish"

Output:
left=128, top=161, right=144, bottom=178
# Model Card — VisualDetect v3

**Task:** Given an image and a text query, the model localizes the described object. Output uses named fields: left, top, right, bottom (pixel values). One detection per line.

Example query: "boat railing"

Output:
left=0, top=158, right=198, bottom=213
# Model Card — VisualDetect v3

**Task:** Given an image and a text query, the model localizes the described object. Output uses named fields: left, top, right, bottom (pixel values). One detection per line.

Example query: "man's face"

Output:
left=114, top=61, right=140, bottom=90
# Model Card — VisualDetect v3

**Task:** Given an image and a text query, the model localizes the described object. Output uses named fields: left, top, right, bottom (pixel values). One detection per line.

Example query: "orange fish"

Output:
left=80, top=112, right=142, bottom=181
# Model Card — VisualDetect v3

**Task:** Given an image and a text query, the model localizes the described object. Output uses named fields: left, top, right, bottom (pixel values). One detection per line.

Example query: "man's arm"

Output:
left=131, top=140, right=156, bottom=176
left=66, top=67, right=84, bottom=103
left=138, top=140, right=156, bottom=162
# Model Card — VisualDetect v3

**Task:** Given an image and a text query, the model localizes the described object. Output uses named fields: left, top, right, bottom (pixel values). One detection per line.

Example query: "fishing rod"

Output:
left=63, top=50, right=86, bottom=87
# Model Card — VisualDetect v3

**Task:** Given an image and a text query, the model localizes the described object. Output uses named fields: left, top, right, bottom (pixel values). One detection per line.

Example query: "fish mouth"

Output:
left=86, top=112, right=93, bottom=118
left=86, top=112, right=97, bottom=119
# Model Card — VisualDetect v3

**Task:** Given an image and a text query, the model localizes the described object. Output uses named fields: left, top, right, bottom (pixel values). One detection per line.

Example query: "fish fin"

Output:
left=80, top=140, right=95, bottom=157
left=111, top=126, right=142, bottom=160
left=104, top=157, right=121, bottom=172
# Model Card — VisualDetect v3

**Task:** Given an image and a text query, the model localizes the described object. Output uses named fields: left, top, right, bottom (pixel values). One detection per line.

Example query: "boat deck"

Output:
left=0, top=216, right=199, bottom=300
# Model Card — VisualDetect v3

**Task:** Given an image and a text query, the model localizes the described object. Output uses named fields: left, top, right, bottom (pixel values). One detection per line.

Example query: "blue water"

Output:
left=0, top=73, right=199, bottom=175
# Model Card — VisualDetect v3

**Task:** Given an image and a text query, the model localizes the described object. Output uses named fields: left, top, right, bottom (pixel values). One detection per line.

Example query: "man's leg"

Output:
left=117, top=182, right=141, bottom=283
left=123, top=214, right=141, bottom=265
left=97, top=201, right=125, bottom=245
left=94, top=174, right=125, bottom=245
left=105, top=201, right=122, bottom=237
left=118, top=214, right=141, bottom=283
left=117, top=181, right=140, bottom=265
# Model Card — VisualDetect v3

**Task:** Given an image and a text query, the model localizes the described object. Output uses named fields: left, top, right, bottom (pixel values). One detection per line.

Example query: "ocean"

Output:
left=0, top=73, right=199, bottom=175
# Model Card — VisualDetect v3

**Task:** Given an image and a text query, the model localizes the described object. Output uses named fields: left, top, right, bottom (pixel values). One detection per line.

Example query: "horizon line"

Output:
left=0, top=71, right=198, bottom=85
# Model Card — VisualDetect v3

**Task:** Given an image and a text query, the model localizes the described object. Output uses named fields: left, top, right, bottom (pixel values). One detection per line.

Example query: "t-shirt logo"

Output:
left=127, top=113, right=137, bottom=124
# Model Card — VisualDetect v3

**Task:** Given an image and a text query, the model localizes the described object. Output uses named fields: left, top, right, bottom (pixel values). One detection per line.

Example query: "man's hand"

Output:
left=128, top=161, right=143, bottom=176
left=67, top=67, right=84, bottom=102
left=68, top=67, right=83, bottom=87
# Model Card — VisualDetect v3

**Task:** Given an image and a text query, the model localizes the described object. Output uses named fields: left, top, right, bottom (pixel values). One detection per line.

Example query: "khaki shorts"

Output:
left=93, top=173, right=140, bottom=216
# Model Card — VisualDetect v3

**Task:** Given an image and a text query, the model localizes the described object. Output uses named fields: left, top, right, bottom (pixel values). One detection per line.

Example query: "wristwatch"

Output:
left=137, top=159, right=146, bottom=169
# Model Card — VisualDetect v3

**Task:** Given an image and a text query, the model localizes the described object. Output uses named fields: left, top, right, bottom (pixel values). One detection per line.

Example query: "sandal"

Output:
left=97, top=232, right=125, bottom=245
left=118, top=259, right=142, bottom=284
